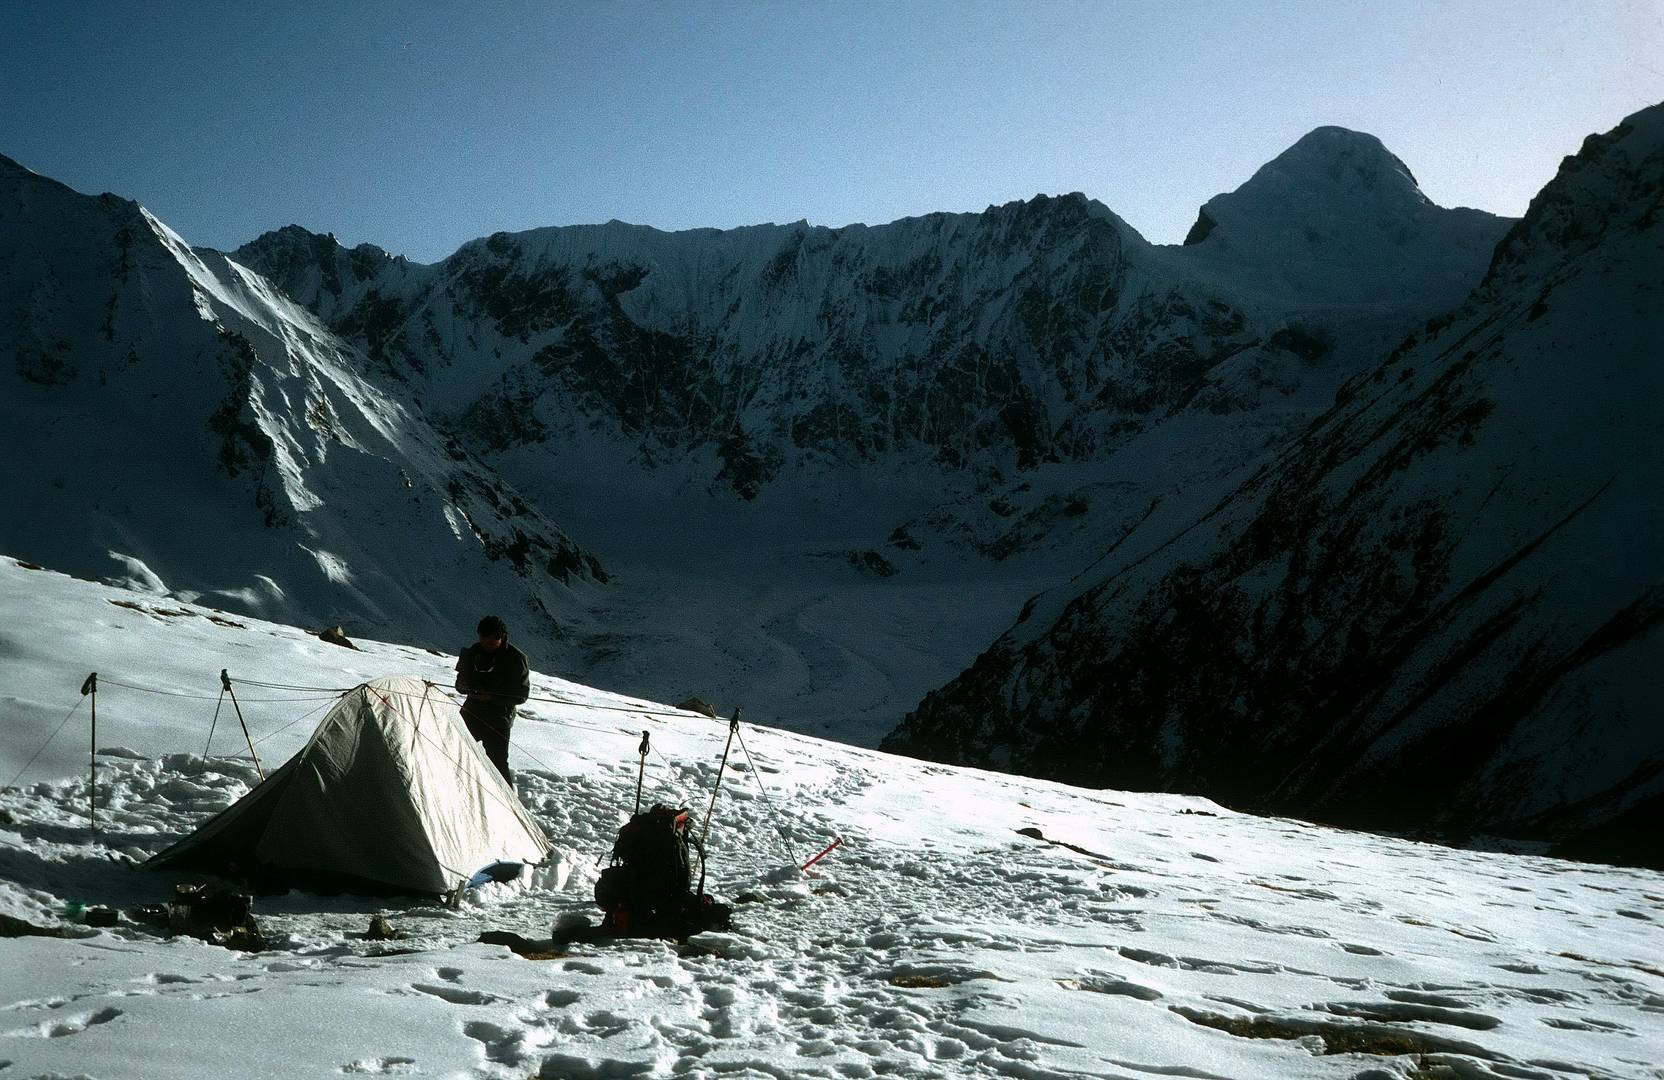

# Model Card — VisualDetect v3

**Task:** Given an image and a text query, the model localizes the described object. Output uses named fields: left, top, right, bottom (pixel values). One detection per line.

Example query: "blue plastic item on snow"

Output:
left=465, top=860, right=525, bottom=890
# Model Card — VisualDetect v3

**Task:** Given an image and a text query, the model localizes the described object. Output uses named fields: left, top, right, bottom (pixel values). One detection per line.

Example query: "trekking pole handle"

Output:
left=220, top=668, right=233, bottom=692
left=633, top=731, right=650, bottom=816
left=638, top=730, right=650, bottom=757
left=81, top=672, right=97, bottom=696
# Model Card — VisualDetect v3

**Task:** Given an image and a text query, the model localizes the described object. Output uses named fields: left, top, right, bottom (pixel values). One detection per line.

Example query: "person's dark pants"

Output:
left=463, top=706, right=514, bottom=784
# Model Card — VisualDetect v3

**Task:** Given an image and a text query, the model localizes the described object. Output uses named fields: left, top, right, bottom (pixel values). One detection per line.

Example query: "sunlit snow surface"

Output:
left=1, top=559, right=1659, bottom=1079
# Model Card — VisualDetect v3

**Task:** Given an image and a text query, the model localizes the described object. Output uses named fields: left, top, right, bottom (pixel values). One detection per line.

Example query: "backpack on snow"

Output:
left=594, top=803, right=729, bottom=938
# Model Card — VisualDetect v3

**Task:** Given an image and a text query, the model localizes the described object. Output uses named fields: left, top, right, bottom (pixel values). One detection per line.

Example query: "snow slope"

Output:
left=886, top=106, right=1664, bottom=866
left=0, top=153, right=602, bottom=653
left=2, top=558, right=1661, bottom=1080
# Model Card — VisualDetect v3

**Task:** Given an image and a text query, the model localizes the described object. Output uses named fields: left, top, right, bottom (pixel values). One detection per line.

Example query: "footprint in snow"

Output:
left=1498, top=986, right=1582, bottom=1005
left=1540, top=1016, right=1634, bottom=1034
left=539, top=1050, right=659, bottom=1079
left=462, top=1020, right=531, bottom=1067
left=563, top=1010, right=634, bottom=1038
left=341, top=1056, right=417, bottom=1074
left=1495, top=962, right=1544, bottom=975
left=1340, top=943, right=1385, bottom=956
left=562, top=959, right=608, bottom=976
left=1118, top=947, right=1280, bottom=976
left=409, top=983, right=506, bottom=1006
left=1384, top=989, right=1472, bottom=1009
left=10, top=1005, right=122, bottom=1038
left=0, top=996, right=71, bottom=1013
left=1324, top=999, right=1502, bottom=1031
left=1057, top=974, right=1162, bottom=1001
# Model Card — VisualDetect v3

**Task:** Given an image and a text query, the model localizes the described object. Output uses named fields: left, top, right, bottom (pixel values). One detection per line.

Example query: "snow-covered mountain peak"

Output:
left=1185, top=127, right=1426, bottom=246
left=1273, top=125, right=1423, bottom=197
left=1173, top=126, right=1510, bottom=312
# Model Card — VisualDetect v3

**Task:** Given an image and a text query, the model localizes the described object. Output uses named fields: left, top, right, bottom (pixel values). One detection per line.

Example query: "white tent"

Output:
left=148, top=676, right=550, bottom=894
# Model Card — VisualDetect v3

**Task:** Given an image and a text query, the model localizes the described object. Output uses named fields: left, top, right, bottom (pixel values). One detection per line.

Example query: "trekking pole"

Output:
left=221, top=670, right=266, bottom=781
left=81, top=673, right=97, bottom=833
left=699, top=709, right=741, bottom=849
left=633, top=730, right=650, bottom=815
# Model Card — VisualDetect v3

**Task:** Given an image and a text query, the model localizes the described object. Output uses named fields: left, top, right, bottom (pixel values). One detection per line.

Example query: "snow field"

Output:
left=1, top=558, right=1661, bottom=1079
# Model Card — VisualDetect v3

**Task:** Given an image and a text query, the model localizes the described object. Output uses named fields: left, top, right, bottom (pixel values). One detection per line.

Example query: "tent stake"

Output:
left=81, top=673, right=97, bottom=833
left=221, top=670, right=266, bottom=781
left=801, top=836, right=844, bottom=871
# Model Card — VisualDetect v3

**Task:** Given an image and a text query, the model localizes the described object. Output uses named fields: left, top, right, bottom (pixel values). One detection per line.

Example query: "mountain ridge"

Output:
left=233, top=129, right=1510, bottom=498
left=882, top=104, right=1664, bottom=866
left=0, top=157, right=604, bottom=652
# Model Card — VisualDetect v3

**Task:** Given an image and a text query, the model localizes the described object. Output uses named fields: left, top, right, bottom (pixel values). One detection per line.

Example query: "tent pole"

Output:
left=221, top=670, right=266, bottom=781
left=81, top=673, right=97, bottom=834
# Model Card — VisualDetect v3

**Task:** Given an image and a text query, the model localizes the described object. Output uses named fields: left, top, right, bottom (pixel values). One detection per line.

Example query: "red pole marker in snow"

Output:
left=801, top=836, right=844, bottom=871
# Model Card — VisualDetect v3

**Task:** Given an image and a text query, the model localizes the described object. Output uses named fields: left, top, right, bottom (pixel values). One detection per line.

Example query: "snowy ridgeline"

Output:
left=1, top=558, right=1660, bottom=1080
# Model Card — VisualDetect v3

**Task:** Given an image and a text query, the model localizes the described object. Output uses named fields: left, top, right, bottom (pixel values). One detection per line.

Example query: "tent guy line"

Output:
left=97, top=676, right=345, bottom=702
left=1, top=694, right=85, bottom=793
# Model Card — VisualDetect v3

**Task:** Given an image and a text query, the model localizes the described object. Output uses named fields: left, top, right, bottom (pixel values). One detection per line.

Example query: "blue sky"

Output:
left=2, top=1, right=1657, bottom=262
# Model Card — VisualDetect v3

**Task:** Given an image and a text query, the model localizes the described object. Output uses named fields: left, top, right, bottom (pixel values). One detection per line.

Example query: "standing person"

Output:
left=454, top=615, right=530, bottom=784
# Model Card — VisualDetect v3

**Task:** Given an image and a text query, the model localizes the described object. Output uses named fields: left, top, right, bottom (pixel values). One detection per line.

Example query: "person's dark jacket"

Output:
left=454, top=642, right=531, bottom=716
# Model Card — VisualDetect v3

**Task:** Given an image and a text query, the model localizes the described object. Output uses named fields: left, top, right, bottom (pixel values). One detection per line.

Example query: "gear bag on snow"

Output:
left=594, top=803, right=729, bottom=939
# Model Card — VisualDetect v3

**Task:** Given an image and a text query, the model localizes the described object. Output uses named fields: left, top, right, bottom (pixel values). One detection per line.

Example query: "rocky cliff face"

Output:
left=883, top=106, right=1664, bottom=866
left=0, top=155, right=601, bottom=648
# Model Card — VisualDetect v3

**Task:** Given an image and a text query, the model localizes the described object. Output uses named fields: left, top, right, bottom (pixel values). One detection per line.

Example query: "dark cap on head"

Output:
left=477, top=615, right=508, bottom=639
